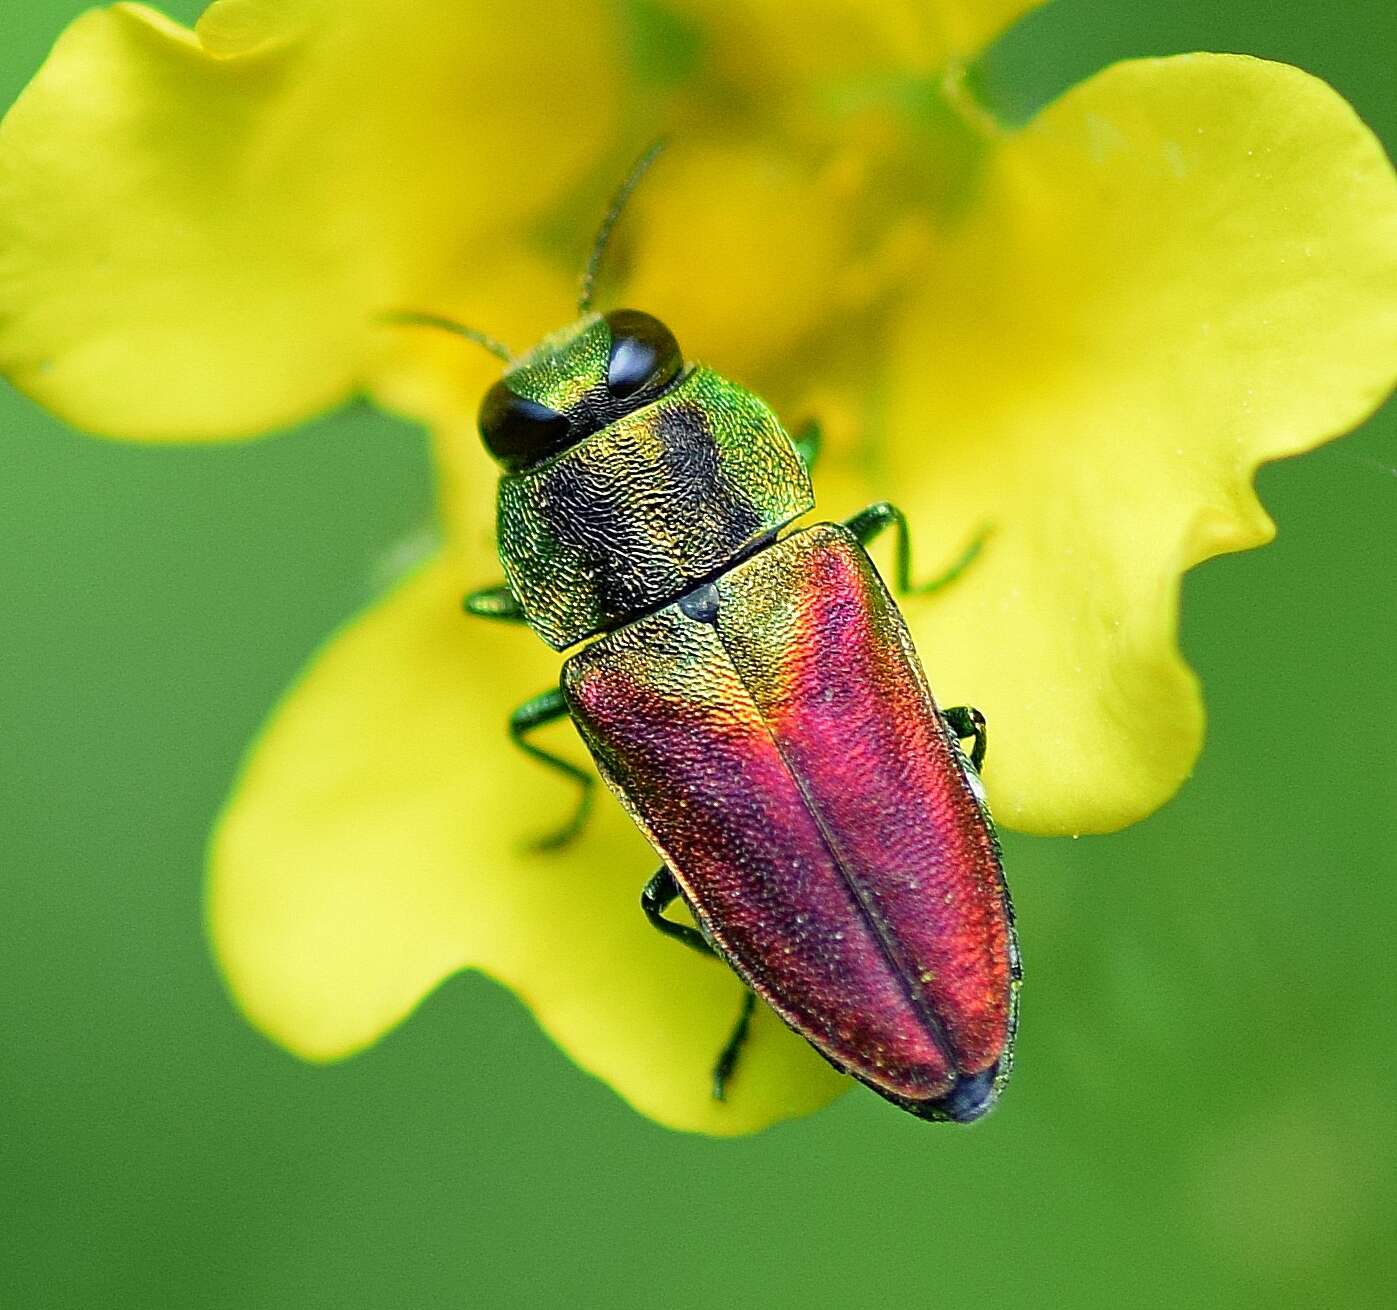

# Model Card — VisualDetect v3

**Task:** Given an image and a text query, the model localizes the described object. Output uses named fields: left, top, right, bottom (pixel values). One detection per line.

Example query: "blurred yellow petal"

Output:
left=620, top=142, right=860, bottom=388
left=931, top=0, right=1048, bottom=60
left=861, top=54, right=1397, bottom=835
left=210, top=556, right=846, bottom=1134
left=0, top=0, right=617, bottom=439
left=662, top=0, right=1045, bottom=87
left=665, top=0, right=935, bottom=85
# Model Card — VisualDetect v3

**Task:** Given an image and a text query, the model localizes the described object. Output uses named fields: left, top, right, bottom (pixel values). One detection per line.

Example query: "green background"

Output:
left=3, top=2, right=1394, bottom=1306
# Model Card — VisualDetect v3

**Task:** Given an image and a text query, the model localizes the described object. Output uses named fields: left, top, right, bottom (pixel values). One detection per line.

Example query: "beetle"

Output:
left=393, top=147, right=1020, bottom=1123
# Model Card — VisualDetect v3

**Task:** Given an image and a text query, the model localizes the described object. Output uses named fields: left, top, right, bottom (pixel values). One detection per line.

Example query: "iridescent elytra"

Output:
left=392, top=147, right=1020, bottom=1123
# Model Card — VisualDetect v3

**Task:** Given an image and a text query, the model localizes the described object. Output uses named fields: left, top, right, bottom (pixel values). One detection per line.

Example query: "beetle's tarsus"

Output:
left=508, top=688, right=595, bottom=850
left=711, top=990, right=756, bottom=1103
left=843, top=501, right=991, bottom=598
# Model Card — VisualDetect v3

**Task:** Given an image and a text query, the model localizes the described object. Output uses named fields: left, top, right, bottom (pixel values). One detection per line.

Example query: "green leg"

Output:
left=792, top=419, right=822, bottom=476
left=641, top=867, right=756, bottom=1102
left=843, top=501, right=990, bottom=598
left=641, top=866, right=713, bottom=957
left=464, top=583, right=526, bottom=623
left=509, top=688, right=594, bottom=850
left=943, top=705, right=988, bottom=771
left=712, top=992, right=756, bottom=1103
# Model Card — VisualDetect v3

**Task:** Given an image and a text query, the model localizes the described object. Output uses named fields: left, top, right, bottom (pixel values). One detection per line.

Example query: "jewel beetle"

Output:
left=394, top=147, right=1020, bottom=1123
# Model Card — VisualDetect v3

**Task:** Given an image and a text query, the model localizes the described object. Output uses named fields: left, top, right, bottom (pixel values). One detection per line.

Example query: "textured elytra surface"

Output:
left=563, top=525, right=1017, bottom=1108
left=497, top=367, right=812, bottom=650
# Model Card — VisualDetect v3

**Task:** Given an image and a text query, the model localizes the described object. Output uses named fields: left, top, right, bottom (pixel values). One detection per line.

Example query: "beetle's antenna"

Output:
left=380, top=310, right=514, bottom=364
left=578, top=138, right=667, bottom=313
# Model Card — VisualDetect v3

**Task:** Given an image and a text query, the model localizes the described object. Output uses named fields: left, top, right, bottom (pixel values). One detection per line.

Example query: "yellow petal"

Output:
left=210, top=556, right=846, bottom=1134
left=0, top=0, right=617, bottom=439
left=930, top=0, right=1048, bottom=60
left=619, top=142, right=860, bottom=391
left=860, top=55, right=1397, bottom=834
left=660, top=0, right=1045, bottom=87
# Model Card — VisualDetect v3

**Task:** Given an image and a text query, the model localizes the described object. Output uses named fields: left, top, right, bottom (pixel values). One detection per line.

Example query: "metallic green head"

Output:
left=478, top=310, right=681, bottom=470
left=478, top=309, right=814, bottom=650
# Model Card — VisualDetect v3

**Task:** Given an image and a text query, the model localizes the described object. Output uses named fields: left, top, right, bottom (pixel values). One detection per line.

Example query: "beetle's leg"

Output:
left=642, top=867, right=756, bottom=1101
left=711, top=991, right=757, bottom=1103
left=792, top=419, right=822, bottom=475
left=843, top=501, right=991, bottom=598
left=464, top=583, right=526, bottom=624
left=943, top=705, right=988, bottom=771
left=641, top=867, right=715, bottom=957
left=509, top=689, right=594, bottom=850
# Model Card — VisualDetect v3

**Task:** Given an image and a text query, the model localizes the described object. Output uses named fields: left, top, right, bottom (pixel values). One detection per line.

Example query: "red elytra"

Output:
left=565, top=524, right=1019, bottom=1121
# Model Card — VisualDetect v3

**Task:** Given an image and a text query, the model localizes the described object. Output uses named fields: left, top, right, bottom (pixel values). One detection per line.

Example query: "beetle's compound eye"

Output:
left=605, top=309, right=682, bottom=400
left=478, top=381, right=573, bottom=472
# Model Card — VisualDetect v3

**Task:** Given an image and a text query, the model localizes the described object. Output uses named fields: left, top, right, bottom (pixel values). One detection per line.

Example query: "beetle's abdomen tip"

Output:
left=928, top=1063, right=1003, bottom=1124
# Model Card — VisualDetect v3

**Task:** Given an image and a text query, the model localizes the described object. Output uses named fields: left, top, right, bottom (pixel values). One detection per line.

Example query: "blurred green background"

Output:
left=3, top=2, right=1394, bottom=1306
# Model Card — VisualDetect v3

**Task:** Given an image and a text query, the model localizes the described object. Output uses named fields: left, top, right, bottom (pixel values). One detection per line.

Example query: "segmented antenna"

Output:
left=380, top=310, right=514, bottom=364
left=578, top=138, right=667, bottom=313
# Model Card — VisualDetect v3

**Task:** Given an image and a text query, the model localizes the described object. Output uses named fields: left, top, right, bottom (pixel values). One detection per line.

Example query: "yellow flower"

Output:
left=3, top=0, right=1394, bottom=1134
